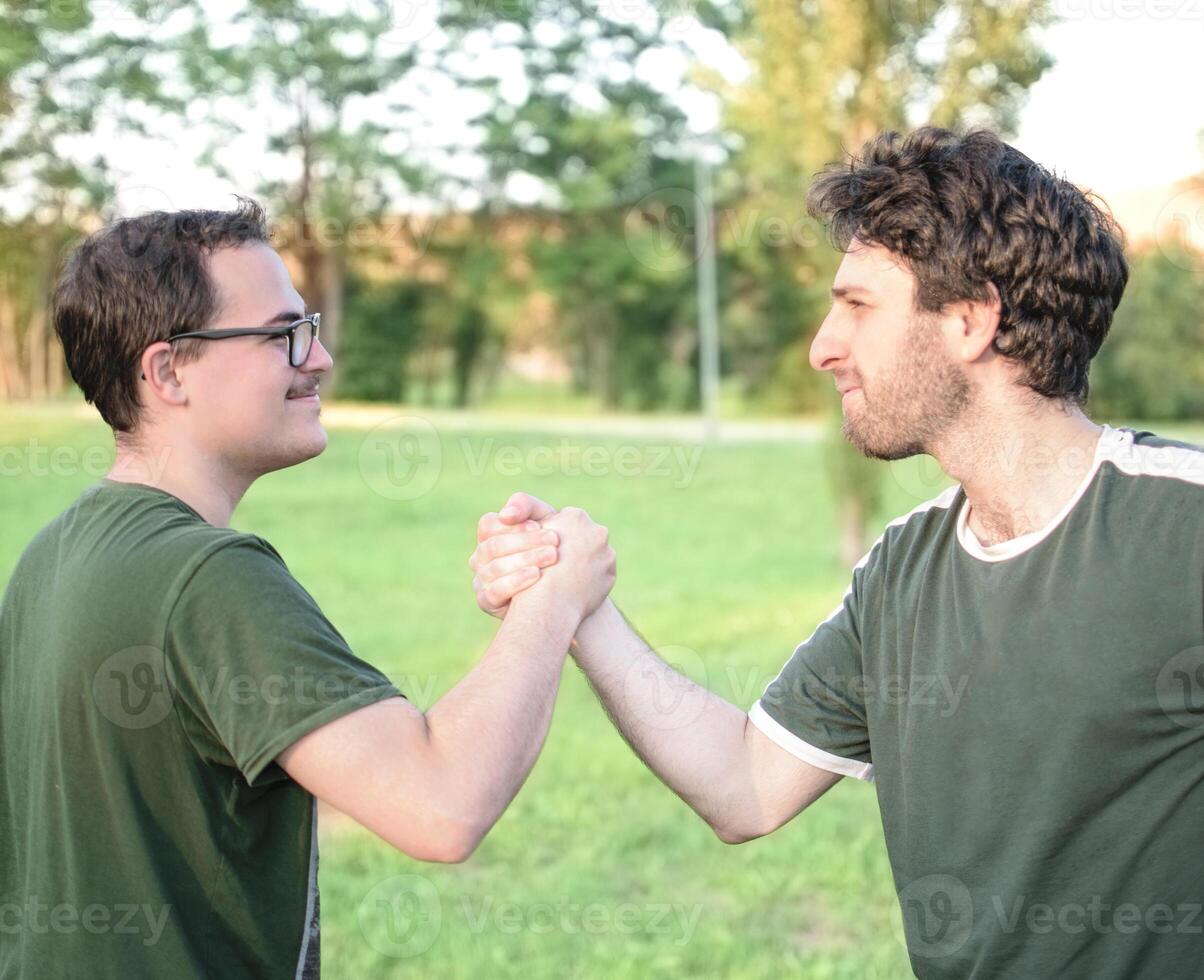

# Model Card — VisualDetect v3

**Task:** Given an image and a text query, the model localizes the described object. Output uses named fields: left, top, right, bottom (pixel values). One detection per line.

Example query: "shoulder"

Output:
left=176, top=533, right=291, bottom=595
left=859, top=484, right=963, bottom=577
left=1102, top=427, right=1204, bottom=490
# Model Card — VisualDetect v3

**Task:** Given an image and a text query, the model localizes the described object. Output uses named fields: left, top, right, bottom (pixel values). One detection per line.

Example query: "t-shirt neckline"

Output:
left=954, top=424, right=1130, bottom=564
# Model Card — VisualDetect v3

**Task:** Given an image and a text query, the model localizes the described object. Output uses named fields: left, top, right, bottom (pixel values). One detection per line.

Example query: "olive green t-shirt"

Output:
left=751, top=425, right=1204, bottom=978
left=0, top=479, right=403, bottom=979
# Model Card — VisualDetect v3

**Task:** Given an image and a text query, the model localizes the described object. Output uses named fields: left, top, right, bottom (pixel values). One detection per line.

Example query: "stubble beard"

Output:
left=842, top=312, right=972, bottom=462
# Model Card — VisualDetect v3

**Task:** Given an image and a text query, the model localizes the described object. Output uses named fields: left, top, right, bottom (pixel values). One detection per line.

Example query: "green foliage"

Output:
left=531, top=211, right=699, bottom=411
left=1089, top=245, right=1204, bottom=421
left=438, top=2, right=703, bottom=409
left=335, top=273, right=429, bottom=403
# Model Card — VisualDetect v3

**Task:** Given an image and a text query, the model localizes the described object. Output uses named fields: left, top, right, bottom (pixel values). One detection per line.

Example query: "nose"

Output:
left=809, top=307, right=849, bottom=374
left=302, top=337, right=334, bottom=373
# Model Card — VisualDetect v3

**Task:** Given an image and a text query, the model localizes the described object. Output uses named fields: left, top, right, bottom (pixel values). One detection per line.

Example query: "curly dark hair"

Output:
left=52, top=197, right=271, bottom=432
left=806, top=128, right=1128, bottom=405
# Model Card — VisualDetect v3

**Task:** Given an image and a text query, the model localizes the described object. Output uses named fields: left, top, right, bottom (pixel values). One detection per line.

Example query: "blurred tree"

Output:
left=722, top=0, right=1054, bottom=564
left=436, top=0, right=703, bottom=409
left=176, top=0, right=429, bottom=391
left=1089, top=243, right=1204, bottom=422
left=336, top=271, right=429, bottom=403
left=0, top=0, right=185, bottom=401
left=421, top=231, right=508, bottom=408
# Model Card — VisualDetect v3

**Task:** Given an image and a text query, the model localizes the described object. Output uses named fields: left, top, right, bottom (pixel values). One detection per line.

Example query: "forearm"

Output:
left=571, top=599, right=759, bottom=838
left=420, top=593, right=578, bottom=847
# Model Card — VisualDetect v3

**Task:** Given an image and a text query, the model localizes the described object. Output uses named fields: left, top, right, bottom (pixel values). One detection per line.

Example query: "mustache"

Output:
left=287, top=382, right=320, bottom=398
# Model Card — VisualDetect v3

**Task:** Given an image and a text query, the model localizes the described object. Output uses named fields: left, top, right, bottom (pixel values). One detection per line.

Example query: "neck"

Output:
left=928, top=392, right=1104, bottom=548
left=107, top=430, right=254, bottom=528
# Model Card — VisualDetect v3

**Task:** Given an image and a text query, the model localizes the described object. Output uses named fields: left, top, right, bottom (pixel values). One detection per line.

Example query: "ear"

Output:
left=945, top=282, right=1001, bottom=364
left=139, top=342, right=189, bottom=408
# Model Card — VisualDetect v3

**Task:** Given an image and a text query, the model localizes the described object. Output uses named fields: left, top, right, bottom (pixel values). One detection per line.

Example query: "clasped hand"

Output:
left=468, top=492, right=614, bottom=623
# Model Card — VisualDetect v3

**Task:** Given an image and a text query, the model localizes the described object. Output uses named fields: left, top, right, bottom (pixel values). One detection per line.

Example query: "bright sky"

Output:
left=83, top=4, right=1204, bottom=216
left=1012, top=7, right=1204, bottom=194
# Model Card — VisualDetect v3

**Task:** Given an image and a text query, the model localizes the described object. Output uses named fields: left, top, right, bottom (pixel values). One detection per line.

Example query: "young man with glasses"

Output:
left=0, top=199, right=615, bottom=978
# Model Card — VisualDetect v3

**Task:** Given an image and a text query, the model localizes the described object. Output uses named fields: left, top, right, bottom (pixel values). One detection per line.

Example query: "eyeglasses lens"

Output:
left=292, top=320, right=313, bottom=367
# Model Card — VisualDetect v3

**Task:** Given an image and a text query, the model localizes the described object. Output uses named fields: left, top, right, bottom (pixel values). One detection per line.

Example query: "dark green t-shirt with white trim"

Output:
left=0, top=479, right=403, bottom=979
left=751, top=425, right=1204, bottom=979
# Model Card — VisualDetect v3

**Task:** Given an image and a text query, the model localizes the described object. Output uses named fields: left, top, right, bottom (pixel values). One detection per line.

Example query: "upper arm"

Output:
left=277, top=697, right=475, bottom=863
left=723, top=568, right=877, bottom=842
left=719, top=716, right=842, bottom=843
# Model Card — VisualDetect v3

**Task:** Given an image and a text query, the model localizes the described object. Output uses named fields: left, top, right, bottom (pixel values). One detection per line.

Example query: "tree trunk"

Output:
left=319, top=248, right=344, bottom=393
left=451, top=307, right=487, bottom=408
left=0, top=285, right=28, bottom=400
left=48, top=328, right=65, bottom=395
left=837, top=494, right=870, bottom=570
left=27, top=305, right=47, bottom=399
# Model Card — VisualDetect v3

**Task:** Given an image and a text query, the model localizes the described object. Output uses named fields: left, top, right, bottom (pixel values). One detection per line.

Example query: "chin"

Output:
left=264, top=428, right=328, bottom=474
left=295, top=427, right=329, bottom=462
left=842, top=418, right=924, bottom=462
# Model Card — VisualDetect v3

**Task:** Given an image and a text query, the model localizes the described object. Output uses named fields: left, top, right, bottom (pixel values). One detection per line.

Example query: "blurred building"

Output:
left=1095, top=175, right=1204, bottom=253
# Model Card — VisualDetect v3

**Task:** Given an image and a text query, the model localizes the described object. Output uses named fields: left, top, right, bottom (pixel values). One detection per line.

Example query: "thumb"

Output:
left=499, top=491, right=557, bottom=524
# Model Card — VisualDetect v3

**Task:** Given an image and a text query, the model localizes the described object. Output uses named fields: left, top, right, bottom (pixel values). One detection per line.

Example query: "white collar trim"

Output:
left=954, top=424, right=1129, bottom=563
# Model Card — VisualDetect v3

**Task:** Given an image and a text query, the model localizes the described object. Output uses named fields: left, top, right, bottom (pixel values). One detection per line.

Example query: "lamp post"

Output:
left=693, top=151, right=721, bottom=441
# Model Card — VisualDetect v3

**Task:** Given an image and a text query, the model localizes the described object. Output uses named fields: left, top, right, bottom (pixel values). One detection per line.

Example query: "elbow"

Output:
left=388, top=816, right=488, bottom=865
left=414, top=822, right=486, bottom=864
left=401, top=829, right=480, bottom=864
left=708, top=804, right=791, bottom=845
left=424, top=835, right=479, bottom=864
left=711, top=821, right=765, bottom=846
left=707, top=809, right=772, bottom=845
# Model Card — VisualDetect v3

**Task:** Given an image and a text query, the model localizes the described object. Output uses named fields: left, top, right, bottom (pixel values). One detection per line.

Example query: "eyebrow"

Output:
left=261, top=310, right=305, bottom=326
left=830, top=285, right=872, bottom=300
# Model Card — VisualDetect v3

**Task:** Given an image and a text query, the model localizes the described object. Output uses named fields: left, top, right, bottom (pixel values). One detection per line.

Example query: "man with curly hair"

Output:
left=471, top=128, right=1204, bottom=978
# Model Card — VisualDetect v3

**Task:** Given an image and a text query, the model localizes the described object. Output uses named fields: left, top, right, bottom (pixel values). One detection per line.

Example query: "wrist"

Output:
left=571, top=597, right=621, bottom=654
left=508, top=586, right=584, bottom=645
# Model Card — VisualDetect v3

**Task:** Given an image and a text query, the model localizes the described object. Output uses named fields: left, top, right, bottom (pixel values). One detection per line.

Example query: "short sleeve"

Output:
left=164, top=536, right=404, bottom=784
left=749, top=569, right=875, bottom=782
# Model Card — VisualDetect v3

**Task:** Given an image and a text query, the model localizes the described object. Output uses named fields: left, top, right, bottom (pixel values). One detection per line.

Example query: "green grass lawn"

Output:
left=3, top=403, right=1199, bottom=979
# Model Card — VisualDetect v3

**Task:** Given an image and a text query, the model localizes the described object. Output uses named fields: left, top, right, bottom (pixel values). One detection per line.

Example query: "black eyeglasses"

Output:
left=169, top=313, right=321, bottom=368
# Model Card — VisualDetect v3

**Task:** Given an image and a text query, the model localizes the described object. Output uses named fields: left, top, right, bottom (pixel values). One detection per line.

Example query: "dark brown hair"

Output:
left=52, top=197, right=270, bottom=432
left=807, top=128, right=1128, bottom=404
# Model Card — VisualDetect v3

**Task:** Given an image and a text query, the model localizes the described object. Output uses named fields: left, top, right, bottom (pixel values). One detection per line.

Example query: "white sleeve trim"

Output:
left=748, top=701, right=875, bottom=783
